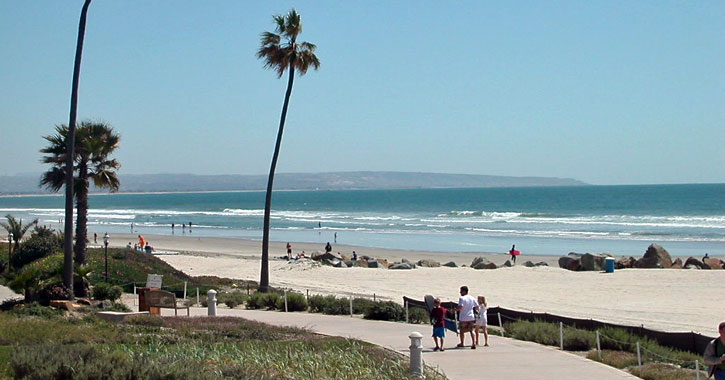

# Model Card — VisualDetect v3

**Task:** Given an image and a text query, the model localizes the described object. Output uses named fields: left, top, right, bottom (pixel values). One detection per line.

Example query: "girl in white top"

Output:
left=475, top=295, right=489, bottom=347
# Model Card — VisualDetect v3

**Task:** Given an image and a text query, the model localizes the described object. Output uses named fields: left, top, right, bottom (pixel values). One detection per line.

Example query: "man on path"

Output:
left=704, top=321, right=725, bottom=380
left=456, top=285, right=479, bottom=349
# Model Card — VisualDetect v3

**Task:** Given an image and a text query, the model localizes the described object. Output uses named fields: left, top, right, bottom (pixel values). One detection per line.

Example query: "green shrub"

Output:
left=505, top=320, right=559, bottom=346
left=308, top=294, right=336, bottom=313
left=364, top=301, right=405, bottom=321
left=91, top=282, right=122, bottom=301
left=322, top=297, right=350, bottom=315
left=352, top=297, right=375, bottom=314
left=10, top=229, right=60, bottom=269
left=563, top=326, right=595, bottom=351
left=126, top=314, right=163, bottom=327
left=37, top=282, right=72, bottom=306
left=629, top=362, right=703, bottom=380
left=218, top=291, right=248, bottom=309
left=586, top=349, right=639, bottom=369
left=9, top=302, right=63, bottom=319
left=408, top=307, right=429, bottom=324
left=245, top=291, right=281, bottom=310
left=275, top=292, right=308, bottom=312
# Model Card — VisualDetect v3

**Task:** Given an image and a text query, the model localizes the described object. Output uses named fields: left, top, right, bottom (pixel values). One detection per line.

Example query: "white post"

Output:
left=284, top=289, right=288, bottom=312
left=596, top=331, right=602, bottom=360
left=405, top=300, right=409, bottom=323
left=559, top=322, right=564, bottom=350
left=196, top=287, right=199, bottom=306
left=207, top=289, right=217, bottom=316
left=498, top=312, right=504, bottom=337
left=409, top=332, right=424, bottom=378
left=696, top=360, right=701, bottom=380
left=349, top=296, right=353, bottom=317
left=183, top=281, right=187, bottom=301
left=636, top=342, right=641, bottom=367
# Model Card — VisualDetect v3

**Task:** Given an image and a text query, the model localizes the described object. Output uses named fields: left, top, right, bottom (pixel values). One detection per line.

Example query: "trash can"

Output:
left=605, top=257, right=615, bottom=273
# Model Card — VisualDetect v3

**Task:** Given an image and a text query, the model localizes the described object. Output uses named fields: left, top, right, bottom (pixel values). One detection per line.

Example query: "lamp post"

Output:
left=103, top=233, right=109, bottom=282
left=7, top=232, right=12, bottom=273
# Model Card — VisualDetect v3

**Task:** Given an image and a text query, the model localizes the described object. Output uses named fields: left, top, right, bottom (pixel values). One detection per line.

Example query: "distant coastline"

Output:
left=0, top=171, right=587, bottom=195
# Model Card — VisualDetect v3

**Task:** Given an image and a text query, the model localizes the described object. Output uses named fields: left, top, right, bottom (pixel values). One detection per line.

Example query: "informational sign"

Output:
left=146, top=274, right=163, bottom=288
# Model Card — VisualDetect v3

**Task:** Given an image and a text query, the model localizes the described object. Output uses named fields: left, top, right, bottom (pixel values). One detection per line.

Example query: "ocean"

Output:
left=1, top=184, right=724, bottom=258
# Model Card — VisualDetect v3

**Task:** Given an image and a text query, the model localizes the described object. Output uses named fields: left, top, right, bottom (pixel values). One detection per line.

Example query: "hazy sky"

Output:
left=1, top=1, right=723, bottom=185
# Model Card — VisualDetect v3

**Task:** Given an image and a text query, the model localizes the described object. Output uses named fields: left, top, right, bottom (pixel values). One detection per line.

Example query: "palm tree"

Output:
left=0, top=214, right=38, bottom=258
left=40, top=122, right=120, bottom=269
left=61, top=0, right=93, bottom=294
left=256, top=9, right=320, bottom=292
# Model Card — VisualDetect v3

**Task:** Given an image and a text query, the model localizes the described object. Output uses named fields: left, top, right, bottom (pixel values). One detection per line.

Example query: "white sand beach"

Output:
left=110, top=233, right=724, bottom=335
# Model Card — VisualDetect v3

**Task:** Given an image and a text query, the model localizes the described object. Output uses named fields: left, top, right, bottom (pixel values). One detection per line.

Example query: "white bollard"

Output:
left=559, top=322, right=564, bottom=350
left=596, top=331, right=602, bottom=360
left=349, top=296, right=353, bottom=317
left=636, top=342, right=641, bottom=367
left=498, top=312, right=504, bottom=337
left=183, top=281, right=187, bottom=301
left=409, top=332, right=424, bottom=378
left=196, top=287, right=199, bottom=306
left=207, top=289, right=217, bottom=316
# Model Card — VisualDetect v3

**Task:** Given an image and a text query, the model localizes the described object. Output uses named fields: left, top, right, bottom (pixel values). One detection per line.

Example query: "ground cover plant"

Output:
left=0, top=309, right=446, bottom=380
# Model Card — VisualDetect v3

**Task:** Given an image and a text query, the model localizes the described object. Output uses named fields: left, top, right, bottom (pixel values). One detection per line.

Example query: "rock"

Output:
left=335, top=260, right=349, bottom=268
left=360, top=255, right=373, bottom=261
left=471, top=257, right=497, bottom=270
left=535, top=262, right=549, bottom=267
left=417, top=259, right=440, bottom=268
left=634, top=244, right=672, bottom=268
left=390, top=262, right=413, bottom=270
left=402, top=258, right=413, bottom=264
left=558, top=253, right=582, bottom=271
left=683, top=257, right=705, bottom=269
left=502, top=260, right=512, bottom=267
left=322, top=258, right=341, bottom=267
left=312, top=251, right=343, bottom=262
left=367, top=259, right=379, bottom=268
left=443, top=261, right=457, bottom=267
left=704, top=258, right=725, bottom=270
left=355, top=259, right=369, bottom=268
left=615, top=257, right=636, bottom=269
left=377, top=258, right=389, bottom=268
left=580, top=253, right=612, bottom=271
left=344, top=260, right=355, bottom=267
left=670, top=257, right=683, bottom=269
left=523, top=261, right=536, bottom=267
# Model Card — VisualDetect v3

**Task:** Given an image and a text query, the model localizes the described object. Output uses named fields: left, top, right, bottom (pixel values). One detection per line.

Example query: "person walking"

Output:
left=509, top=244, right=518, bottom=264
left=430, top=298, right=447, bottom=351
left=704, top=321, right=725, bottom=380
left=286, top=242, right=292, bottom=260
left=456, top=285, right=479, bottom=349
left=475, top=295, right=489, bottom=347
left=325, top=242, right=332, bottom=254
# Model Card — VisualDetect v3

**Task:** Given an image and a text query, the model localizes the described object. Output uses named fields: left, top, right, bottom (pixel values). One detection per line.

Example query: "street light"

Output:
left=103, top=233, right=110, bottom=282
left=6, top=232, right=12, bottom=273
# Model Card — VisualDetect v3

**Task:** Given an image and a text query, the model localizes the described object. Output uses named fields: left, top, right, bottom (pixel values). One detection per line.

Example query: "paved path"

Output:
left=149, top=305, right=637, bottom=380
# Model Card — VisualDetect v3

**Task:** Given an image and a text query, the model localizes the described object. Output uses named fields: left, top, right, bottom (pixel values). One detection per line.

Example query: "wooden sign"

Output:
left=146, top=274, right=162, bottom=288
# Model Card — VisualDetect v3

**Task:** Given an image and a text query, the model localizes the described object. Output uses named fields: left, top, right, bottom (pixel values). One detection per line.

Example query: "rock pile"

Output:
left=557, top=243, right=725, bottom=271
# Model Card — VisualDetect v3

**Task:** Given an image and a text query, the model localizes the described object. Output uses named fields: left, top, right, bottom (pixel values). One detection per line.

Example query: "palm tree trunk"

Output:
left=63, top=0, right=92, bottom=296
left=74, top=164, right=89, bottom=266
left=260, top=65, right=296, bottom=292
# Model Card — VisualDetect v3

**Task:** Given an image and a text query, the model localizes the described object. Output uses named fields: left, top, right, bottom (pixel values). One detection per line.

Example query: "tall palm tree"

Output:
left=41, top=122, right=120, bottom=269
left=62, top=0, right=93, bottom=294
left=256, top=9, right=320, bottom=292
left=1, top=214, right=38, bottom=253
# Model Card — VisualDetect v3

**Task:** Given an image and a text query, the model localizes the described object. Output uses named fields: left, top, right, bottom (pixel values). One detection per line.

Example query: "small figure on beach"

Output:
left=352, top=251, right=358, bottom=261
left=182, top=223, right=186, bottom=233
left=94, top=233, right=97, bottom=244
left=509, top=244, right=519, bottom=264
left=189, top=222, right=192, bottom=232
left=334, top=232, right=337, bottom=243
left=430, top=297, right=447, bottom=351
left=138, top=235, right=146, bottom=250
left=126, top=242, right=133, bottom=250
left=704, top=253, right=710, bottom=262
left=703, top=321, right=725, bottom=379
left=475, top=295, right=489, bottom=347
left=131, top=222, right=134, bottom=232
left=286, top=242, right=292, bottom=260
left=172, top=223, right=175, bottom=231
left=325, top=242, right=332, bottom=253
left=144, top=243, right=154, bottom=254
left=456, top=285, right=479, bottom=349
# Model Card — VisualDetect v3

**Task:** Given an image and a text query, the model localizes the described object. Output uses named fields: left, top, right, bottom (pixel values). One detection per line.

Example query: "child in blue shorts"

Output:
left=430, top=297, right=447, bottom=351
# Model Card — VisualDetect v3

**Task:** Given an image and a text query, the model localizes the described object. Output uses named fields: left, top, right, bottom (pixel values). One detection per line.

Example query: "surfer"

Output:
left=510, top=244, right=518, bottom=264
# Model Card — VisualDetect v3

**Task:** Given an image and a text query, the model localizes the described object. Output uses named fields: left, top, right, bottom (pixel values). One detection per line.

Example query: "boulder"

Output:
left=417, top=259, right=440, bottom=268
left=471, top=257, right=497, bottom=270
left=502, top=260, right=512, bottom=267
left=442, top=261, right=457, bottom=267
left=355, top=259, right=369, bottom=268
left=580, top=253, right=612, bottom=271
left=683, top=257, right=705, bottom=269
left=322, top=258, right=341, bottom=267
left=335, top=260, right=349, bottom=268
left=615, top=256, right=636, bottom=269
left=312, top=251, right=343, bottom=262
left=634, top=244, right=672, bottom=268
left=402, top=258, right=413, bottom=265
left=367, top=259, right=380, bottom=268
left=535, top=261, right=549, bottom=267
left=360, top=255, right=373, bottom=261
left=704, top=258, right=725, bottom=270
left=390, top=262, right=413, bottom=270
left=522, top=261, right=535, bottom=267
left=344, top=260, right=355, bottom=267
left=670, top=257, right=683, bottom=269
left=558, top=253, right=582, bottom=271
left=377, top=258, right=390, bottom=268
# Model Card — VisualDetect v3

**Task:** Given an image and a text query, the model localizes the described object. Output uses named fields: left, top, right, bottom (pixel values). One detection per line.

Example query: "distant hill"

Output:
left=0, top=171, right=587, bottom=194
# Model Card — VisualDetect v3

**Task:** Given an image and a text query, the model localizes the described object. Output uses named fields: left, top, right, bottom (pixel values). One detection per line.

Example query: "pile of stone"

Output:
left=469, top=257, right=548, bottom=270
left=557, top=243, right=725, bottom=271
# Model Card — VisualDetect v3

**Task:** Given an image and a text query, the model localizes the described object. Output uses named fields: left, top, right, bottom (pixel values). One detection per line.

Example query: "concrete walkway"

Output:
left=150, top=305, right=637, bottom=380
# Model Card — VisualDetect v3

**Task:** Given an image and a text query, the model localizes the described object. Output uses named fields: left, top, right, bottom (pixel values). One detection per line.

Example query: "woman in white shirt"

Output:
left=475, top=295, right=489, bottom=347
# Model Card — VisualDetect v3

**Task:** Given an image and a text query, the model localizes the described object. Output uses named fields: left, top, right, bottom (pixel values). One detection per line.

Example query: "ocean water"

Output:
left=1, top=184, right=724, bottom=257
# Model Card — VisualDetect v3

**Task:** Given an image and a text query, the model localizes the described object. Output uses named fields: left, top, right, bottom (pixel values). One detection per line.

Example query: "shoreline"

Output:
left=103, top=233, right=725, bottom=334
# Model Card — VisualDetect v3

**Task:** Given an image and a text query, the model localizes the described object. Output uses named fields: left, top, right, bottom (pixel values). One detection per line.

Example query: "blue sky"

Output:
left=1, top=1, right=723, bottom=185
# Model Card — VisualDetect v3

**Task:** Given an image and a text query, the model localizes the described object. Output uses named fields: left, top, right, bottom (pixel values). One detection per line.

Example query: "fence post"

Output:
left=196, top=287, right=199, bottom=306
left=696, top=360, right=700, bottom=380
left=284, top=289, right=288, bottom=312
left=306, top=289, right=309, bottom=303
left=405, top=300, right=409, bottom=323
left=183, top=281, right=187, bottom=301
left=207, top=289, right=217, bottom=316
left=636, top=342, right=641, bottom=367
left=408, top=332, right=423, bottom=378
left=373, top=293, right=376, bottom=302
left=559, top=322, right=564, bottom=350
left=498, top=312, right=504, bottom=337
left=349, top=296, right=353, bottom=317
left=247, top=283, right=250, bottom=296
left=596, top=331, right=602, bottom=360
